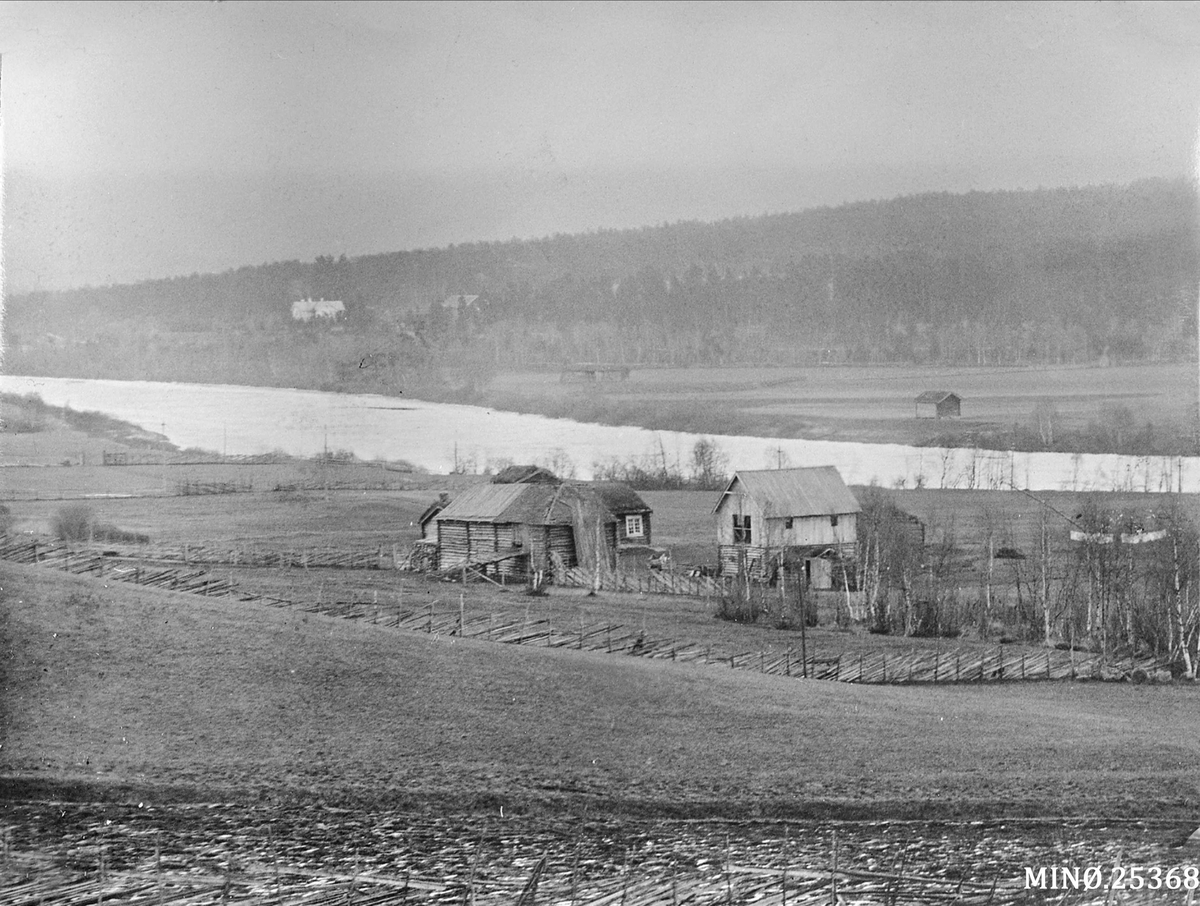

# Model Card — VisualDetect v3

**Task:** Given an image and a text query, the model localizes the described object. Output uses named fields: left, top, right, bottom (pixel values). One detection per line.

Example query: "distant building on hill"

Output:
left=441, top=294, right=479, bottom=320
left=915, top=390, right=961, bottom=419
left=291, top=298, right=346, bottom=322
left=712, top=466, right=859, bottom=587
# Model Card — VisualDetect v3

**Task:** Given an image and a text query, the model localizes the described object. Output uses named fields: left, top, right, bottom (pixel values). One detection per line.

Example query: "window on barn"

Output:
left=625, top=514, right=644, bottom=538
left=831, top=515, right=839, bottom=528
left=733, top=514, right=752, bottom=544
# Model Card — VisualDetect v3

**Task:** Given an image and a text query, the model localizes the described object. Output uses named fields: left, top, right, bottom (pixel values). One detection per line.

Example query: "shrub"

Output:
left=52, top=505, right=95, bottom=542
left=93, top=523, right=150, bottom=544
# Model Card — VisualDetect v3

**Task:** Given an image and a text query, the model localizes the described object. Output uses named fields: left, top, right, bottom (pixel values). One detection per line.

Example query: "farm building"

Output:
left=713, top=466, right=860, bottom=587
left=441, top=294, right=479, bottom=320
left=915, top=390, right=961, bottom=419
left=421, top=480, right=652, bottom=580
left=291, top=298, right=346, bottom=322
left=591, top=482, right=653, bottom=550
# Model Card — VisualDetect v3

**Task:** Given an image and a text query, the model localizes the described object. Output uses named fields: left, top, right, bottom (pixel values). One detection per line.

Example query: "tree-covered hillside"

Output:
left=6, top=178, right=1197, bottom=388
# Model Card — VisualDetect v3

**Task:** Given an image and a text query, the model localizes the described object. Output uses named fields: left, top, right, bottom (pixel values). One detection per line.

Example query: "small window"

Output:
left=831, top=515, right=839, bottom=528
left=625, top=514, right=644, bottom=538
left=785, top=517, right=794, bottom=529
left=733, top=514, right=752, bottom=545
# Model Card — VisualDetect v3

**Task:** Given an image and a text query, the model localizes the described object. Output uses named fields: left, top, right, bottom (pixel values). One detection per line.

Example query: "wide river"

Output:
left=3, top=375, right=1197, bottom=492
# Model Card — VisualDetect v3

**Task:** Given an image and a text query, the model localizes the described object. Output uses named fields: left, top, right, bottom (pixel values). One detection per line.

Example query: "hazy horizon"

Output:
left=3, top=1, right=1199, bottom=293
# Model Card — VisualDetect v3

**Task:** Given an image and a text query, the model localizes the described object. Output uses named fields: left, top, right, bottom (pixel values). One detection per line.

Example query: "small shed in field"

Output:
left=713, top=466, right=860, bottom=587
left=915, top=391, right=961, bottom=419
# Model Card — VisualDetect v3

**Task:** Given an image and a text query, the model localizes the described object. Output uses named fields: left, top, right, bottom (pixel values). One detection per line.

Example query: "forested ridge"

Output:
left=7, top=178, right=1197, bottom=390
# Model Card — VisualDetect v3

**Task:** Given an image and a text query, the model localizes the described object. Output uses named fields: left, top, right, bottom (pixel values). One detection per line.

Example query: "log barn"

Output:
left=713, top=466, right=860, bottom=587
left=424, top=480, right=652, bottom=580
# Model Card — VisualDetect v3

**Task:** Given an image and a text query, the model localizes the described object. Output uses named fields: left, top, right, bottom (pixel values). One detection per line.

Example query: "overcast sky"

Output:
left=3, top=0, right=1200, bottom=292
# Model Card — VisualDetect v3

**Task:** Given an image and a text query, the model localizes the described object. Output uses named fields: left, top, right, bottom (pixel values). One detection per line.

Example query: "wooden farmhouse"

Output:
left=421, top=479, right=652, bottom=580
left=915, top=390, right=961, bottom=419
left=713, top=466, right=860, bottom=587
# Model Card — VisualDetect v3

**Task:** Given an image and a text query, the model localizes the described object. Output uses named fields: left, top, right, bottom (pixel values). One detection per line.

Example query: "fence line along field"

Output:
left=0, top=535, right=1176, bottom=685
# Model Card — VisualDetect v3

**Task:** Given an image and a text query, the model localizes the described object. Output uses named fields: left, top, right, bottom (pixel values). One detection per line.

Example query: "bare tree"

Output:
left=690, top=437, right=729, bottom=489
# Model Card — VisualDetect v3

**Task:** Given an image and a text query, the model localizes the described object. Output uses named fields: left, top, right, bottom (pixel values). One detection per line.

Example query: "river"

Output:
left=2, top=375, right=1196, bottom=493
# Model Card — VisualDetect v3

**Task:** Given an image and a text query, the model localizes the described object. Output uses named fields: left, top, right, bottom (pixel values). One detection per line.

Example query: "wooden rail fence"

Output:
left=1, top=538, right=1172, bottom=685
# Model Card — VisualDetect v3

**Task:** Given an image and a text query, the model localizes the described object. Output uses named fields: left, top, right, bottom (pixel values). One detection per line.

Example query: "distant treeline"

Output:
left=7, top=178, right=1197, bottom=384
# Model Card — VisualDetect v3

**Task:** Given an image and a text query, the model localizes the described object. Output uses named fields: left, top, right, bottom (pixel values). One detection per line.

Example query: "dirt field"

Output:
left=486, top=362, right=1198, bottom=447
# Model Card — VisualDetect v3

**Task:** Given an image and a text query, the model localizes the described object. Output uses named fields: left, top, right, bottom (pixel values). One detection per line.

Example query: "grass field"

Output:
left=7, top=394, right=1200, bottom=892
left=4, top=561, right=1198, bottom=821
left=6, top=391, right=1200, bottom=824
left=485, top=362, right=1199, bottom=448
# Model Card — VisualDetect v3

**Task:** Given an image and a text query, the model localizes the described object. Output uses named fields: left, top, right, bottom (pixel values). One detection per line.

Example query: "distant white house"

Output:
left=291, top=298, right=346, bottom=322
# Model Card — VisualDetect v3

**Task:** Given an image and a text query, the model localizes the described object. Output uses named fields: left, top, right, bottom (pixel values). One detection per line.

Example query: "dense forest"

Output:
left=6, top=178, right=1197, bottom=393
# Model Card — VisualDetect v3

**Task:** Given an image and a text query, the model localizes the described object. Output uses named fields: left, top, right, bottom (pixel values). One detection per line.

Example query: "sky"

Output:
left=2, top=0, right=1200, bottom=293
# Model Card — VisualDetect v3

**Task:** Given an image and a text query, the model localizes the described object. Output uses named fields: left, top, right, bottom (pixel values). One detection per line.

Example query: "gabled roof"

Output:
left=712, top=466, right=861, bottom=516
left=915, top=390, right=960, bottom=404
left=435, top=483, right=600, bottom=526
left=435, top=484, right=531, bottom=522
left=442, top=294, right=479, bottom=309
left=417, top=494, right=450, bottom=527
left=500, top=484, right=583, bottom=525
left=584, top=482, right=651, bottom=515
left=492, top=464, right=559, bottom=484
left=434, top=481, right=647, bottom=526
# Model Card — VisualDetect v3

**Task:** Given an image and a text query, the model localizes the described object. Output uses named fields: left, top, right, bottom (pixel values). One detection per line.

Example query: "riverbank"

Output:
left=4, top=374, right=1200, bottom=492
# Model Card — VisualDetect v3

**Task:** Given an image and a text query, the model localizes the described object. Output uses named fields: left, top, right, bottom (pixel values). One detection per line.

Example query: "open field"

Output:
left=486, top=362, right=1199, bottom=448
left=6, top=398, right=1200, bottom=894
left=4, top=561, right=1199, bottom=821
left=15, top=464, right=1200, bottom=570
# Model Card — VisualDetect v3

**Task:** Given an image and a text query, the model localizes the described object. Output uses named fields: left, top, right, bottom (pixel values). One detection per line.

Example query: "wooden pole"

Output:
left=830, top=830, right=839, bottom=902
left=799, top=578, right=808, bottom=677
left=725, top=835, right=733, bottom=905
